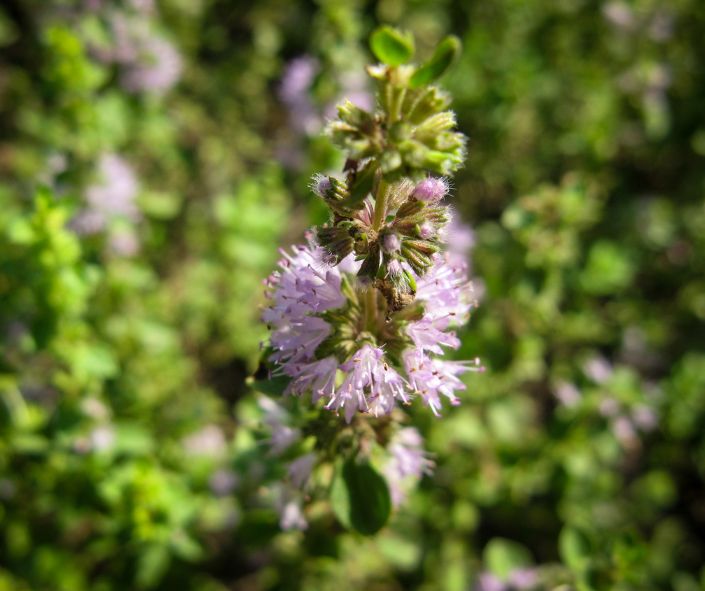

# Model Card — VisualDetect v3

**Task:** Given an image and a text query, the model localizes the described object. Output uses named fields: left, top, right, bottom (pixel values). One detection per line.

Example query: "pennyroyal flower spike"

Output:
left=256, top=26, right=482, bottom=533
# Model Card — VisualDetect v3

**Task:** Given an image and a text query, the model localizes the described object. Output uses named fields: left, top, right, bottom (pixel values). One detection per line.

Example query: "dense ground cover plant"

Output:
left=0, top=1, right=704, bottom=590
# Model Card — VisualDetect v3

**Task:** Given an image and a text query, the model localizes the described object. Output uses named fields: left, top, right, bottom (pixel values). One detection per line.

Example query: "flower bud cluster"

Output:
left=328, top=69, right=466, bottom=179
left=314, top=169, right=452, bottom=310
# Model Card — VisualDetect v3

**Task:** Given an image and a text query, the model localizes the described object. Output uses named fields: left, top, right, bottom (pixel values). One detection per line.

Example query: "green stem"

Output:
left=384, top=81, right=394, bottom=119
left=389, top=87, right=407, bottom=124
left=372, top=177, right=389, bottom=232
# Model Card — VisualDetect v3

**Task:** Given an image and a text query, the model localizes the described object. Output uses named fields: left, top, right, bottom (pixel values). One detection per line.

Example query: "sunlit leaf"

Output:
left=370, top=26, right=415, bottom=66
left=410, top=36, right=462, bottom=88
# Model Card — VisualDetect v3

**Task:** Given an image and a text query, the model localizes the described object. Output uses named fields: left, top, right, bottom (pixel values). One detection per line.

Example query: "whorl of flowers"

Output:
left=264, top=238, right=480, bottom=421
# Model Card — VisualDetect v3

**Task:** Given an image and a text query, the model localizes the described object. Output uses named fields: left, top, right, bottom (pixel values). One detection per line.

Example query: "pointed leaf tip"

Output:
left=409, top=35, right=462, bottom=88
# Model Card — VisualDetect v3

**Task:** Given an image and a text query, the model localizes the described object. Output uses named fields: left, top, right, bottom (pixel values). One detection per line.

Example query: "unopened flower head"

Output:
left=382, top=232, right=401, bottom=253
left=413, top=177, right=450, bottom=203
left=418, top=221, right=435, bottom=239
left=311, top=173, right=332, bottom=198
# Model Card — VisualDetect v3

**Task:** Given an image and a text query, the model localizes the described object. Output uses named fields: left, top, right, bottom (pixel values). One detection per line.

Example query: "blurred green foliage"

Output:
left=1, top=0, right=704, bottom=589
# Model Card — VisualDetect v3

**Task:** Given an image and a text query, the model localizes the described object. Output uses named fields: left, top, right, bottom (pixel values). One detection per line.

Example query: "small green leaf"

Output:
left=331, top=458, right=391, bottom=535
left=410, top=36, right=462, bottom=88
left=370, top=26, right=415, bottom=66
left=330, top=460, right=352, bottom=529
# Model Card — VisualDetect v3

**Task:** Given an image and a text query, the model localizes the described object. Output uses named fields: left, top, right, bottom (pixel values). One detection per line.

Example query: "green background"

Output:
left=1, top=0, right=704, bottom=589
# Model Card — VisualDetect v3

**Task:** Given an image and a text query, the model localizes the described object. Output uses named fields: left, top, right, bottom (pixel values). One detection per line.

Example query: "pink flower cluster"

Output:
left=263, top=240, right=481, bottom=422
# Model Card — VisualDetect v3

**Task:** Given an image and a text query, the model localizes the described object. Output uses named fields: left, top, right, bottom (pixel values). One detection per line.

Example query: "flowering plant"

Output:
left=256, top=27, right=482, bottom=534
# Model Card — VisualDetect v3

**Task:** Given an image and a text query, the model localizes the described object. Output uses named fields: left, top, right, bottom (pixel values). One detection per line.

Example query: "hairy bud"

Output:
left=413, top=177, right=449, bottom=202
